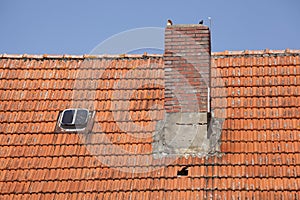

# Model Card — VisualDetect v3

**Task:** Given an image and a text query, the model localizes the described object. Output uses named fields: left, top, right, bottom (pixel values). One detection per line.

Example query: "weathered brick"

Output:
left=164, top=24, right=211, bottom=113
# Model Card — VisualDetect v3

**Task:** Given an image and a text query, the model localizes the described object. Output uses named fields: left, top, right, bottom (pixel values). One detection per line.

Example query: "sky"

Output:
left=0, top=0, right=299, bottom=55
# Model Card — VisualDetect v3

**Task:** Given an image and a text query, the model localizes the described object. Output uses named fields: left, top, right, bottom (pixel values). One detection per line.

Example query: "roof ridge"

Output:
left=212, top=49, right=300, bottom=57
left=0, top=53, right=163, bottom=59
left=1, top=49, right=300, bottom=59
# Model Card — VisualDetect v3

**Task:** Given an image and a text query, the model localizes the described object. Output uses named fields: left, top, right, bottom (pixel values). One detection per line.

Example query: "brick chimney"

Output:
left=153, top=23, right=215, bottom=158
left=164, top=24, right=211, bottom=113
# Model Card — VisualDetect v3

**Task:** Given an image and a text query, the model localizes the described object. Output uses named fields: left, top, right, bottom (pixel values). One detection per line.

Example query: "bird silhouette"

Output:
left=199, top=20, right=204, bottom=25
left=167, top=19, right=173, bottom=26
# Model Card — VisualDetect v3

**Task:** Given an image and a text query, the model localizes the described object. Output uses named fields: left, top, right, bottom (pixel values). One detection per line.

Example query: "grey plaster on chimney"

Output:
left=152, top=112, right=223, bottom=158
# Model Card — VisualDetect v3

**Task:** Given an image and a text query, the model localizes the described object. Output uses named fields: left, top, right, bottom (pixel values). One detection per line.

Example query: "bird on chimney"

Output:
left=199, top=20, right=204, bottom=25
left=167, top=19, right=173, bottom=26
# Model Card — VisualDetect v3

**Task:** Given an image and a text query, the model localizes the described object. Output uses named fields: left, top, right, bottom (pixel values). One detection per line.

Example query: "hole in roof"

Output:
left=177, top=166, right=189, bottom=176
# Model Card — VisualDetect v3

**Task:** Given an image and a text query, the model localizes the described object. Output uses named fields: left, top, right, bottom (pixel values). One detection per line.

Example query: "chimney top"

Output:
left=167, top=24, right=207, bottom=27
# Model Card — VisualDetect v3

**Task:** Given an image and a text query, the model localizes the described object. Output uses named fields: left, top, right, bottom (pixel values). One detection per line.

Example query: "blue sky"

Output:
left=0, top=0, right=299, bottom=54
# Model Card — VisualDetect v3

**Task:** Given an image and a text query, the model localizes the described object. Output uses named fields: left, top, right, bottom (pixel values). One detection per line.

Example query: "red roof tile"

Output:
left=0, top=51, right=300, bottom=198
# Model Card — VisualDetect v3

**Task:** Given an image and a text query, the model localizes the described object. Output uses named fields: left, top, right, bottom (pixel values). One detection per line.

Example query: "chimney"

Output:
left=164, top=24, right=211, bottom=113
left=153, top=23, right=215, bottom=158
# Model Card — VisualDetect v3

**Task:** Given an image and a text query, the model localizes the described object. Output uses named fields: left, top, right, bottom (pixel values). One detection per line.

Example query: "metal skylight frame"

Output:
left=59, top=108, right=89, bottom=130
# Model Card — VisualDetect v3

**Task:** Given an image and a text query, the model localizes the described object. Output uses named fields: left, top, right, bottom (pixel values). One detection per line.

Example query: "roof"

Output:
left=0, top=50, right=300, bottom=199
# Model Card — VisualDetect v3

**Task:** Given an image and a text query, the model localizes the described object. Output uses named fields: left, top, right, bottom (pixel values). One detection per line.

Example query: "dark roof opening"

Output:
left=177, top=166, right=189, bottom=176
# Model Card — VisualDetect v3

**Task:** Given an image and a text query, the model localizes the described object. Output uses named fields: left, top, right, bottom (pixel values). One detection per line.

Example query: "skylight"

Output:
left=59, top=108, right=89, bottom=130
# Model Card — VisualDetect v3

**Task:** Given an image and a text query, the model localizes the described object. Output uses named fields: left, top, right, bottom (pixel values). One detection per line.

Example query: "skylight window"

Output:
left=59, top=108, right=90, bottom=130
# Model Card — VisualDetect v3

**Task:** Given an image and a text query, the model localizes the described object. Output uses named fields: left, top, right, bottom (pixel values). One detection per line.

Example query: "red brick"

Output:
left=164, top=25, right=211, bottom=113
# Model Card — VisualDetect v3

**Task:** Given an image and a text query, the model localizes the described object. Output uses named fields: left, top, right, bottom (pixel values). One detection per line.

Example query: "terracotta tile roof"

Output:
left=0, top=51, right=300, bottom=199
